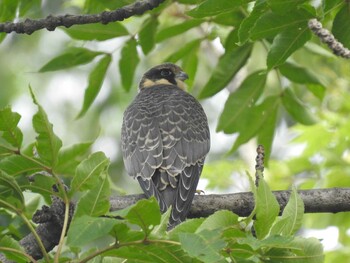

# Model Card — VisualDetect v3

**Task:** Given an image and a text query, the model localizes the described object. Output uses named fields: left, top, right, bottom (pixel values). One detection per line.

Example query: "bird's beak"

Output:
left=176, top=71, right=189, bottom=81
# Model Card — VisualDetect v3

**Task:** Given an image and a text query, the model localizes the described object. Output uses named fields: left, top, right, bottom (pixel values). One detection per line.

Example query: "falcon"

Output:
left=121, top=63, right=210, bottom=229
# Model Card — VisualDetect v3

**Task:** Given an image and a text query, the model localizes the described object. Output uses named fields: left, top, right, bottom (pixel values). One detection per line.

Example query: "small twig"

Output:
left=255, top=145, right=265, bottom=187
left=0, top=0, right=165, bottom=35
left=308, top=18, right=350, bottom=59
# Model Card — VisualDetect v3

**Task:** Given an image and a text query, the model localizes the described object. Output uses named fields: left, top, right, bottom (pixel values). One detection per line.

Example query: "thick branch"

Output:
left=110, top=188, right=350, bottom=218
left=0, top=0, right=165, bottom=35
left=1, top=188, right=349, bottom=262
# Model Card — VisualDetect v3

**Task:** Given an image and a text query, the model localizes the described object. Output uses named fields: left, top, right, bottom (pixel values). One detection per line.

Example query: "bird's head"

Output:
left=139, top=63, right=189, bottom=91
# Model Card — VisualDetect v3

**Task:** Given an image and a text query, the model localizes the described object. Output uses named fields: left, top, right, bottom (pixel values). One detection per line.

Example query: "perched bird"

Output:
left=121, top=63, right=210, bottom=229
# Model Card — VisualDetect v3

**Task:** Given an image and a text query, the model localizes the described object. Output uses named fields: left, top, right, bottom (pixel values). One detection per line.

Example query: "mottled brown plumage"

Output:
left=121, top=63, right=210, bottom=229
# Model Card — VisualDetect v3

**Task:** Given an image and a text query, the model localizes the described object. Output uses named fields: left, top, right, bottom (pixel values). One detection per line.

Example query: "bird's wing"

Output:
left=121, top=94, right=163, bottom=179
left=158, top=88, right=210, bottom=174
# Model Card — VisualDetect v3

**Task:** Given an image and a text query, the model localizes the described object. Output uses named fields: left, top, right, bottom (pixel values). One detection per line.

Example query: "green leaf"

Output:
left=181, top=43, right=199, bottom=89
left=119, top=37, right=139, bottom=92
left=254, top=178, right=280, bottom=239
left=0, top=155, right=44, bottom=176
left=279, top=62, right=325, bottom=100
left=20, top=173, right=56, bottom=201
left=279, top=62, right=323, bottom=85
left=0, top=236, right=27, bottom=263
left=66, top=215, right=117, bottom=246
left=267, top=26, right=311, bottom=69
left=139, top=16, right=159, bottom=54
left=179, top=230, right=226, bottom=263
left=64, top=22, right=128, bottom=41
left=124, top=197, right=161, bottom=235
left=56, top=142, right=92, bottom=176
left=282, top=88, right=317, bottom=125
left=30, top=87, right=63, bottom=168
left=267, top=0, right=308, bottom=14
left=199, top=44, right=252, bottom=99
left=0, top=171, right=24, bottom=208
left=250, top=9, right=311, bottom=40
left=271, top=186, right=304, bottom=236
left=187, top=0, right=242, bottom=18
left=70, top=152, right=109, bottom=193
left=169, top=218, right=205, bottom=240
left=196, top=210, right=239, bottom=233
left=217, top=71, right=267, bottom=133
left=0, top=145, right=13, bottom=158
left=74, top=172, right=110, bottom=217
left=165, top=39, right=201, bottom=63
left=238, top=0, right=268, bottom=44
left=257, top=103, right=278, bottom=165
left=264, top=237, right=324, bottom=263
left=77, top=54, right=112, bottom=118
left=106, top=242, right=192, bottom=263
left=229, top=96, right=280, bottom=154
left=332, top=5, right=350, bottom=49
left=0, top=107, right=23, bottom=149
left=155, top=19, right=203, bottom=43
left=39, top=47, right=104, bottom=72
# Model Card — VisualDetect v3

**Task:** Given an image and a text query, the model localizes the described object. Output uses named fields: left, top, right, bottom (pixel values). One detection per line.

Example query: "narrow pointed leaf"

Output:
left=229, top=96, right=280, bottom=154
left=0, top=155, right=44, bottom=176
left=21, top=173, right=57, bottom=200
left=70, top=151, right=109, bottom=193
left=124, top=197, right=161, bottom=235
left=119, top=38, right=139, bottom=92
left=238, top=0, right=268, bottom=44
left=0, top=171, right=24, bottom=208
left=165, top=39, right=201, bottom=63
left=39, top=47, right=104, bottom=72
left=267, top=0, right=308, bottom=14
left=267, top=26, right=311, bottom=69
left=139, top=16, right=158, bottom=54
left=217, top=71, right=267, bottom=133
left=179, top=230, right=226, bottom=263
left=64, top=22, right=128, bottom=41
left=106, top=243, right=192, bottom=262
left=272, top=186, right=304, bottom=236
left=0, top=236, right=27, bottom=263
left=67, top=215, right=117, bottom=246
left=250, top=9, right=311, bottom=40
left=155, top=19, right=203, bottom=43
left=254, top=178, right=280, bottom=239
left=187, top=0, right=242, bottom=18
left=0, top=107, right=23, bottom=149
left=56, top=142, right=92, bottom=175
left=77, top=54, right=111, bottom=118
left=332, top=5, right=350, bottom=49
left=282, top=88, right=317, bottom=125
left=199, top=44, right=252, bottom=99
left=30, top=88, right=62, bottom=168
left=257, top=104, right=278, bottom=164
left=74, top=172, right=110, bottom=217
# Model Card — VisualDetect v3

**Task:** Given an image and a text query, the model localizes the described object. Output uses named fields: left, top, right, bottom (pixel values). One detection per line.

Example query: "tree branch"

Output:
left=0, top=0, right=165, bottom=35
left=1, top=188, right=349, bottom=262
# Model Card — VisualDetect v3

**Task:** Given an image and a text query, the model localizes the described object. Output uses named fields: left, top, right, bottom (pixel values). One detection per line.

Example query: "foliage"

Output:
left=0, top=0, right=349, bottom=262
left=0, top=99, right=323, bottom=261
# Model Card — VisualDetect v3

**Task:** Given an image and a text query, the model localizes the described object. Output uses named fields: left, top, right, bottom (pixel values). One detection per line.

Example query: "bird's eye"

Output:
left=160, top=70, right=171, bottom=77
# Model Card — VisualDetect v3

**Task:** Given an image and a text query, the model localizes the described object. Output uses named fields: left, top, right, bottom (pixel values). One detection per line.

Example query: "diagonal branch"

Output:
left=0, top=0, right=165, bottom=35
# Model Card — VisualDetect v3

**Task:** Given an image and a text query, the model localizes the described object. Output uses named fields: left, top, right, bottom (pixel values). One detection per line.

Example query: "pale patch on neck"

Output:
left=175, top=79, right=187, bottom=90
left=140, top=78, right=187, bottom=90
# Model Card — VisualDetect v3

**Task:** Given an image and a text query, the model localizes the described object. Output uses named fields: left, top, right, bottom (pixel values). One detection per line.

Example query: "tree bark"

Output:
left=0, top=0, right=165, bottom=35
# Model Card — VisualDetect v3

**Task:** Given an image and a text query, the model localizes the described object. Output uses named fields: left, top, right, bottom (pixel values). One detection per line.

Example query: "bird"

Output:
left=121, top=63, right=210, bottom=229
